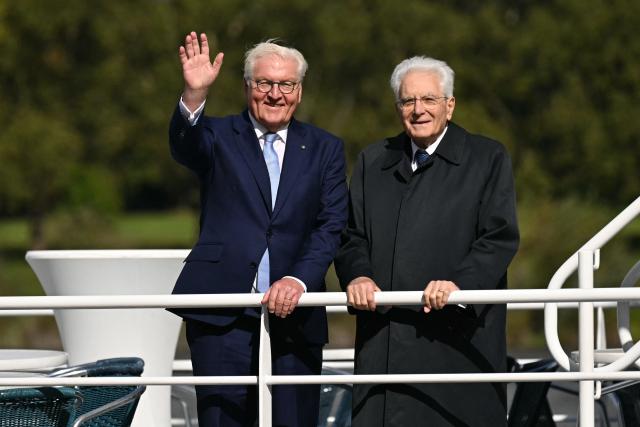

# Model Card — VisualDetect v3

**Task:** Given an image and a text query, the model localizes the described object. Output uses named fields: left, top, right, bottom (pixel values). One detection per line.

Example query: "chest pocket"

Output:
left=184, top=244, right=223, bottom=262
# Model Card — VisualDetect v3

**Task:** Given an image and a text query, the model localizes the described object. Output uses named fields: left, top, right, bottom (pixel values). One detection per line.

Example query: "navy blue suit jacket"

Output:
left=168, top=107, right=348, bottom=345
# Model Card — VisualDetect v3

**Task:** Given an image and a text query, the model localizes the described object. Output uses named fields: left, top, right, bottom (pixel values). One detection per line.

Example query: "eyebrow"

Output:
left=400, top=93, right=440, bottom=98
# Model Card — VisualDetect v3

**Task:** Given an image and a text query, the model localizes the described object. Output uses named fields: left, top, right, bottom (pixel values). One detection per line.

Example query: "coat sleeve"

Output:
left=451, top=145, right=519, bottom=290
left=334, top=150, right=375, bottom=290
left=287, top=137, right=349, bottom=291
left=168, top=104, right=214, bottom=174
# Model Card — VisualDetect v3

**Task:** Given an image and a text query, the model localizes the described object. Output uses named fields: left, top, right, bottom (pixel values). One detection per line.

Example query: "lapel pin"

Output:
left=301, top=145, right=306, bottom=150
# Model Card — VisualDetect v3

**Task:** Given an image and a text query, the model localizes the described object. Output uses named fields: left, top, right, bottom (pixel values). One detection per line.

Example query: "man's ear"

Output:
left=446, top=96, right=456, bottom=120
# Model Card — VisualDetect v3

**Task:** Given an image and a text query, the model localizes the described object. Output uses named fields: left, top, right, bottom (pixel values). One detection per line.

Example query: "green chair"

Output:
left=0, top=386, right=81, bottom=427
left=49, top=357, right=145, bottom=427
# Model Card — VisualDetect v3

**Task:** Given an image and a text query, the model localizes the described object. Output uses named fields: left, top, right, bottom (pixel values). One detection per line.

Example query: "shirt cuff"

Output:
left=283, top=276, right=307, bottom=292
left=178, top=97, right=206, bottom=126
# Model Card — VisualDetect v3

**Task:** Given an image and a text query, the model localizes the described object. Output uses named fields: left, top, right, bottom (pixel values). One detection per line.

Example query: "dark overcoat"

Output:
left=335, top=122, right=519, bottom=426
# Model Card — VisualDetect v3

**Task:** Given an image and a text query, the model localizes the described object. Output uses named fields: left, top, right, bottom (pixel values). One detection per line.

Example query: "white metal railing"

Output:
left=2, top=198, right=638, bottom=425
left=4, top=300, right=640, bottom=318
left=4, top=287, right=640, bottom=309
left=545, top=195, right=640, bottom=373
left=2, top=288, right=640, bottom=426
left=541, top=195, right=640, bottom=425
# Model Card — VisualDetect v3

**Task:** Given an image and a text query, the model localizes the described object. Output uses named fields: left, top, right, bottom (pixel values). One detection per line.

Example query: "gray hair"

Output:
left=389, top=56, right=455, bottom=100
left=243, top=39, right=308, bottom=82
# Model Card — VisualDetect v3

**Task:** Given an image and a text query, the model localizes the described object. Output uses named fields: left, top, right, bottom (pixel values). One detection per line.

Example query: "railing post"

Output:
left=578, top=250, right=595, bottom=426
left=258, top=306, right=272, bottom=427
left=595, top=307, right=606, bottom=351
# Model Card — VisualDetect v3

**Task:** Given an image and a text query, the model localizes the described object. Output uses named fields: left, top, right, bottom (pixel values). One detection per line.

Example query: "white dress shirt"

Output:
left=410, top=125, right=448, bottom=171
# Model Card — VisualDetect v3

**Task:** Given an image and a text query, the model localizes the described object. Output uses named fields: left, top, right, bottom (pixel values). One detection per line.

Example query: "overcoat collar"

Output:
left=381, top=132, right=412, bottom=182
left=231, top=110, right=308, bottom=217
left=434, top=122, right=464, bottom=166
left=380, top=121, right=466, bottom=182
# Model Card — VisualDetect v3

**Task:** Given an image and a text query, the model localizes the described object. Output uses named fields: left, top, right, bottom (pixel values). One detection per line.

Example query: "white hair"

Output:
left=243, top=39, right=308, bottom=81
left=389, top=56, right=455, bottom=100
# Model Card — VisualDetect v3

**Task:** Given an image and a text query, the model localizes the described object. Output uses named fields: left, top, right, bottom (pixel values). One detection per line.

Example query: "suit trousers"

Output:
left=185, top=313, right=322, bottom=427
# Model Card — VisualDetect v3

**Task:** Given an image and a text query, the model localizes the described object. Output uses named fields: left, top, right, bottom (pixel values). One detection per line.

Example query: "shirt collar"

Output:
left=411, top=125, right=448, bottom=159
left=248, top=113, right=289, bottom=143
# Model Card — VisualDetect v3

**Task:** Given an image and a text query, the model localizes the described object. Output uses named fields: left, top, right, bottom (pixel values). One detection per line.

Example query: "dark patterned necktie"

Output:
left=415, top=149, right=430, bottom=168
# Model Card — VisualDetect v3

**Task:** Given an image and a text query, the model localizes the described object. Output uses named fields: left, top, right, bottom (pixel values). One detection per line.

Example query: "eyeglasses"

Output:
left=397, top=96, right=448, bottom=111
left=248, top=79, right=299, bottom=94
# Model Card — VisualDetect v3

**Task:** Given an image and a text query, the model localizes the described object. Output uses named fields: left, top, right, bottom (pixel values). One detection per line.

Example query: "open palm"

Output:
left=179, top=32, right=224, bottom=92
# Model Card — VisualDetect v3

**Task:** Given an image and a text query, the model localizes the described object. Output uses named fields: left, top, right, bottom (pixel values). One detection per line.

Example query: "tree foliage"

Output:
left=1, top=0, right=639, bottom=242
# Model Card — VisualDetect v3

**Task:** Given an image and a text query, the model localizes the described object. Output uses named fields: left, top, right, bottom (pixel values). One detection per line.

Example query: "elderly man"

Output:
left=168, top=32, right=348, bottom=427
left=335, top=56, right=519, bottom=426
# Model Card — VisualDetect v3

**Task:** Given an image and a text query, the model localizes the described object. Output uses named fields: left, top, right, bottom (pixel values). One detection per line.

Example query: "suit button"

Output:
left=249, top=262, right=257, bottom=269
left=266, top=229, right=273, bottom=239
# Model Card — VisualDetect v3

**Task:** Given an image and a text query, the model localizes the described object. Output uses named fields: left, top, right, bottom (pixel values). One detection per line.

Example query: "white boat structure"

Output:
left=0, top=195, right=639, bottom=426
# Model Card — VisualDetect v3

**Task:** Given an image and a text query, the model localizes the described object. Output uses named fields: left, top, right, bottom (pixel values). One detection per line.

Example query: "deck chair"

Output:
left=508, top=358, right=558, bottom=427
left=0, top=386, right=80, bottom=427
left=48, top=357, right=145, bottom=427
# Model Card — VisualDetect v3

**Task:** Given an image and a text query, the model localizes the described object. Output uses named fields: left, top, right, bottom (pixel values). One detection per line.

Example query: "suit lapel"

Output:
left=272, top=118, right=308, bottom=219
left=232, top=112, right=272, bottom=213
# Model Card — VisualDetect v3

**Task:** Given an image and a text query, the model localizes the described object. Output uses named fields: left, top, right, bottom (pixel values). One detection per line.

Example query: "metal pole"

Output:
left=6, top=288, right=640, bottom=310
left=258, top=306, right=272, bottom=427
left=579, top=250, right=595, bottom=426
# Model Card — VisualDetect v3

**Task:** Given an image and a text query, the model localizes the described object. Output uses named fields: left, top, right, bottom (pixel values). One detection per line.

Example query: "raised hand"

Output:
left=179, top=31, right=224, bottom=110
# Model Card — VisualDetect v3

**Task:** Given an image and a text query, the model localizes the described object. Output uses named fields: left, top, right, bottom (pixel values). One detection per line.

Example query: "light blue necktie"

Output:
left=257, top=132, right=280, bottom=292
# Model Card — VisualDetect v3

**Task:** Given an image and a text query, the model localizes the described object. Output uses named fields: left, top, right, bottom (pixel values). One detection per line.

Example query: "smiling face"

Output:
left=397, top=70, right=455, bottom=148
left=245, top=54, right=302, bottom=132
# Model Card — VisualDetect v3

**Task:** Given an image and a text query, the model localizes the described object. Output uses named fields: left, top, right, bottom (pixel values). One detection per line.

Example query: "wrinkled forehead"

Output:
left=399, top=70, right=443, bottom=97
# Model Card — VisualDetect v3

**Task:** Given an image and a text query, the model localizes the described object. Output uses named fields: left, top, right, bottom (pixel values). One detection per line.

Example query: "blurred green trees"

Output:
left=2, top=0, right=639, bottom=213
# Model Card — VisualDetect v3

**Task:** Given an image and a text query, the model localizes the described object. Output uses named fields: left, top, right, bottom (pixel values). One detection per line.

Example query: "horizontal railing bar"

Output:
left=2, top=301, right=635, bottom=318
left=0, top=309, right=55, bottom=316
left=1, top=301, right=636, bottom=317
left=269, top=371, right=640, bottom=384
left=4, top=371, right=640, bottom=387
left=2, top=288, right=640, bottom=310
left=508, top=301, right=639, bottom=310
left=0, top=376, right=257, bottom=387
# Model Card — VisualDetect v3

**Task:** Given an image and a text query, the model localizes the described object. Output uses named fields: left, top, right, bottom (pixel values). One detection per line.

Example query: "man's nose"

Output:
left=412, top=99, right=425, bottom=115
left=267, top=83, right=282, bottom=98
